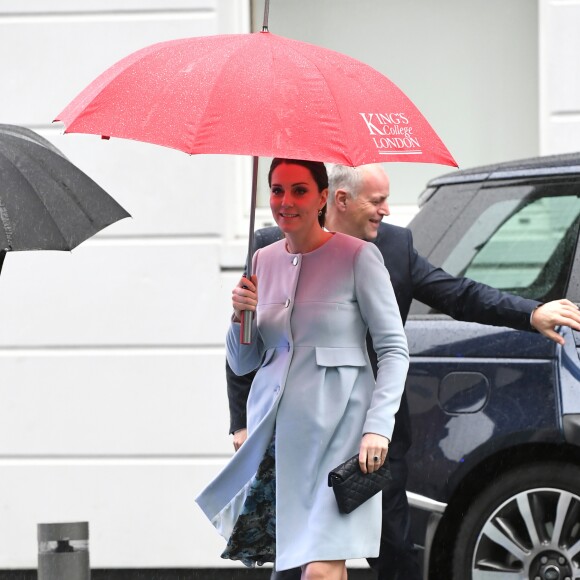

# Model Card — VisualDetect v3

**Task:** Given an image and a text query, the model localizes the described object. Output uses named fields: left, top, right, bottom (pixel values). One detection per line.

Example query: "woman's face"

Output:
left=269, top=163, right=328, bottom=237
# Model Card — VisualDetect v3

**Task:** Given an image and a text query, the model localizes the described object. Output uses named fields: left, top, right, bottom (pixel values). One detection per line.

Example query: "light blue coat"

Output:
left=196, top=232, right=409, bottom=571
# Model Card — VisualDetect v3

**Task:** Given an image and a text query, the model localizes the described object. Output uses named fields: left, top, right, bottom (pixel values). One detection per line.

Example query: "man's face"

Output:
left=344, top=167, right=390, bottom=241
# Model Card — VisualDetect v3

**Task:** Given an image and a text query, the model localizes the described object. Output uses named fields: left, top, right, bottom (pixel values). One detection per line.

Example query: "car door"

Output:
left=405, top=177, right=580, bottom=504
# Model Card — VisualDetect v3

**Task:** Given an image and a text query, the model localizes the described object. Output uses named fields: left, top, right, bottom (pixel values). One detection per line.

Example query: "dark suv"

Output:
left=404, top=153, right=580, bottom=580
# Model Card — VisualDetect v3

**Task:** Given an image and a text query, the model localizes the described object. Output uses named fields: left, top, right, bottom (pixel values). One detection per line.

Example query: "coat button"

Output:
left=292, top=256, right=298, bottom=266
left=285, top=298, right=291, bottom=308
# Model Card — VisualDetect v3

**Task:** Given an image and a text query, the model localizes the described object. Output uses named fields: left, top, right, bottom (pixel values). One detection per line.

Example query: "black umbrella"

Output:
left=0, top=124, right=130, bottom=275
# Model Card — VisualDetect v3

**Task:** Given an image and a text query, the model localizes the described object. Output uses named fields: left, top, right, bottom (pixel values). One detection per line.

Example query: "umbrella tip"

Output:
left=261, top=0, right=270, bottom=32
left=101, top=135, right=110, bottom=140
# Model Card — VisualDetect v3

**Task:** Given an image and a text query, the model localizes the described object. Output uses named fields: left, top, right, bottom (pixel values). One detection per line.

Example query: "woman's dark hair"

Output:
left=268, top=158, right=328, bottom=227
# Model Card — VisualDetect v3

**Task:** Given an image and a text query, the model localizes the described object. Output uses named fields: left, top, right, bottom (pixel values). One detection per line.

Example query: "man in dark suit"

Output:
left=227, top=163, right=580, bottom=580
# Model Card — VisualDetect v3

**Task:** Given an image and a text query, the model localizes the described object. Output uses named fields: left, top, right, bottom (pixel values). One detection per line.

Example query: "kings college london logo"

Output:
left=359, top=113, right=422, bottom=156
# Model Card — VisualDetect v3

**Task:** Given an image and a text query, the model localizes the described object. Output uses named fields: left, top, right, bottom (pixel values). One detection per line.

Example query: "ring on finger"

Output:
left=373, top=455, right=380, bottom=462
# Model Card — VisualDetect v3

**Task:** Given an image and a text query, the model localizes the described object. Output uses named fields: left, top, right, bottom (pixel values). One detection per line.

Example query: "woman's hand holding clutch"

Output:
left=358, top=432, right=390, bottom=474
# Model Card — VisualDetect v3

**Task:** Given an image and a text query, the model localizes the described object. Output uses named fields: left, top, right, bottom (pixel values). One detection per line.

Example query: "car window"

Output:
left=441, top=188, right=580, bottom=301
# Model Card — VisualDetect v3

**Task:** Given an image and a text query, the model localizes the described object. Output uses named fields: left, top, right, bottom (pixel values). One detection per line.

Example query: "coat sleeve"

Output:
left=226, top=363, right=255, bottom=434
left=226, top=320, right=264, bottom=376
left=354, top=243, right=410, bottom=440
left=225, top=229, right=281, bottom=433
left=407, top=229, right=540, bottom=330
left=225, top=248, right=265, bottom=377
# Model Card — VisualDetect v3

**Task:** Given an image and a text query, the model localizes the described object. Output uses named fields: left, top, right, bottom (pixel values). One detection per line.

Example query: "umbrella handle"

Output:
left=240, top=310, right=253, bottom=345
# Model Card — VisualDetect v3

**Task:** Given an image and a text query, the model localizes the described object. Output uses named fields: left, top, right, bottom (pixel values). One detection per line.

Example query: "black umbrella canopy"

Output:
left=0, top=124, right=130, bottom=255
left=0, top=123, right=65, bottom=157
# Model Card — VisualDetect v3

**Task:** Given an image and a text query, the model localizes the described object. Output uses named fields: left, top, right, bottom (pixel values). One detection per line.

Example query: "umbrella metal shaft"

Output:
left=241, top=156, right=259, bottom=344
left=262, top=0, right=270, bottom=32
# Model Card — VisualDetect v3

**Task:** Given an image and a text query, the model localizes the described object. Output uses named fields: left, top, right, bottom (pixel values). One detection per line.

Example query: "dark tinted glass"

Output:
left=411, top=180, right=580, bottom=313
left=444, top=192, right=580, bottom=300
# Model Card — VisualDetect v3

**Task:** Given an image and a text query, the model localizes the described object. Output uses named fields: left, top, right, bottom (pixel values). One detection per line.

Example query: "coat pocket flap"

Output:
left=315, top=347, right=367, bottom=367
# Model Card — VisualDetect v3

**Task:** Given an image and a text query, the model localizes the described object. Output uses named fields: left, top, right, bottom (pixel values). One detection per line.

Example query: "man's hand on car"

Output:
left=531, top=299, right=580, bottom=344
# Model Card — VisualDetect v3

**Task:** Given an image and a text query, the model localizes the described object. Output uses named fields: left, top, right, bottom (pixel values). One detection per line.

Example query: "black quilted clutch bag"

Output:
left=328, top=454, right=392, bottom=514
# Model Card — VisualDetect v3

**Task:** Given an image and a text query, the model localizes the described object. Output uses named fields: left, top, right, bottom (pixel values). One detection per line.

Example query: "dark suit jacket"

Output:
left=227, top=223, right=539, bottom=458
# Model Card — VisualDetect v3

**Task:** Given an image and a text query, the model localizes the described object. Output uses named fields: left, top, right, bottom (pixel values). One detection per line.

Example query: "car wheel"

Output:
left=452, top=462, right=580, bottom=580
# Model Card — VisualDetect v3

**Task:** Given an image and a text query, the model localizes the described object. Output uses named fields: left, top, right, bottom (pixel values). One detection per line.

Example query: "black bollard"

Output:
left=38, top=522, right=90, bottom=580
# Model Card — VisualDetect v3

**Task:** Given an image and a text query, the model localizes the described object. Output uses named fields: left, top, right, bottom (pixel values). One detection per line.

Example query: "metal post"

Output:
left=38, top=522, right=90, bottom=580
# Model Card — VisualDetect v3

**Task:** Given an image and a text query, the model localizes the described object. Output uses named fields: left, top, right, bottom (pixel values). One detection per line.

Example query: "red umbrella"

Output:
left=56, top=15, right=456, bottom=341
left=56, top=32, right=455, bottom=167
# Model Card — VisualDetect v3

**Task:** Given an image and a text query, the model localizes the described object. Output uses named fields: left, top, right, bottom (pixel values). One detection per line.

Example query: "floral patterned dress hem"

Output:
left=220, top=437, right=276, bottom=568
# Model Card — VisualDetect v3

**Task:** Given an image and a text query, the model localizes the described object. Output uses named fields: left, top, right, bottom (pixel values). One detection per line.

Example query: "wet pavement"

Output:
left=0, top=569, right=376, bottom=580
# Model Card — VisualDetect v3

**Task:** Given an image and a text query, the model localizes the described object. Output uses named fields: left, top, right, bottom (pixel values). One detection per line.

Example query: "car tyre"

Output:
left=452, top=461, right=580, bottom=580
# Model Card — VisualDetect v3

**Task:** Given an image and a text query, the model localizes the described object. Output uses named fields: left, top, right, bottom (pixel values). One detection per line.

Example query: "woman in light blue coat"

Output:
left=196, top=159, right=409, bottom=580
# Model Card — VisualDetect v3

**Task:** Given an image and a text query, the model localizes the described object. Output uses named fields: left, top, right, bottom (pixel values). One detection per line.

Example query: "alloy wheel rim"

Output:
left=471, top=487, right=580, bottom=579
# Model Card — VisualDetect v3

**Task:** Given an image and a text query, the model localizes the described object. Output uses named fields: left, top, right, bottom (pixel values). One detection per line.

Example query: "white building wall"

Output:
left=540, top=0, right=580, bottom=155
left=1, top=0, right=576, bottom=571
left=0, top=0, right=249, bottom=568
